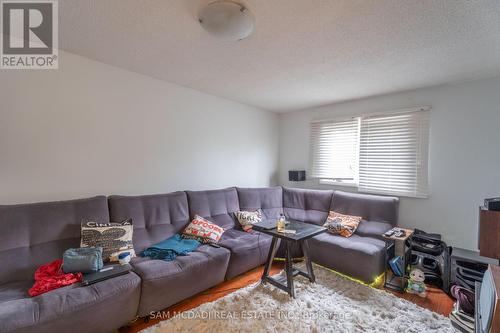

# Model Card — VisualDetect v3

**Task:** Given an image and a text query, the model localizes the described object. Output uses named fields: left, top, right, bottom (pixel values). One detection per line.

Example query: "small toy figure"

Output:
left=406, top=268, right=427, bottom=297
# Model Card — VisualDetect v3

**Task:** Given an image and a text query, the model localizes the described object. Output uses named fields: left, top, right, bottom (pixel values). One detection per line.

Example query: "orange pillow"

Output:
left=323, top=211, right=362, bottom=237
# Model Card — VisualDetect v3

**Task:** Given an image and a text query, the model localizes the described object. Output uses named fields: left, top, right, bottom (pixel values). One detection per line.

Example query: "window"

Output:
left=310, top=117, right=360, bottom=183
left=309, top=108, right=430, bottom=198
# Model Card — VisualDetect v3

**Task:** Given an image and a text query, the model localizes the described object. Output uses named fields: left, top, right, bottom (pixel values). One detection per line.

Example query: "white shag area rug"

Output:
left=141, top=263, right=457, bottom=333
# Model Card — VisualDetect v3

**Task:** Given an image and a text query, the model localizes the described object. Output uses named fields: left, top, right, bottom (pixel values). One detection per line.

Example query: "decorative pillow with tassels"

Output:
left=81, top=218, right=135, bottom=262
left=234, top=210, right=262, bottom=232
left=323, top=211, right=362, bottom=238
left=182, top=215, right=225, bottom=244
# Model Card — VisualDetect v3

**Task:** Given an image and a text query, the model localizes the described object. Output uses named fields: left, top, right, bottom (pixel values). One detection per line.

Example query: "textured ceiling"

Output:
left=59, top=0, right=500, bottom=112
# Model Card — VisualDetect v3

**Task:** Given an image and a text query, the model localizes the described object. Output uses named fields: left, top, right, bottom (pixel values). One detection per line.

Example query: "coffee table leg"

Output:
left=302, top=239, right=315, bottom=283
left=285, top=241, right=295, bottom=298
left=262, top=237, right=279, bottom=281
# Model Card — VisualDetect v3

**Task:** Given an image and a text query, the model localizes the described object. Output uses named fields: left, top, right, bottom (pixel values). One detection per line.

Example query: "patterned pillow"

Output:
left=323, top=211, right=362, bottom=238
left=182, top=215, right=225, bottom=244
left=81, top=218, right=135, bottom=262
left=234, top=210, right=262, bottom=232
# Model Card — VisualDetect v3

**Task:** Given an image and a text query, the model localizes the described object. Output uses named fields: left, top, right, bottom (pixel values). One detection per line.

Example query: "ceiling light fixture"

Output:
left=198, top=1, right=255, bottom=41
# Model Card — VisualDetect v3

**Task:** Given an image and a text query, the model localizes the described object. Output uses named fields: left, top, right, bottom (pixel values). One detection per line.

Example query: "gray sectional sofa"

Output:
left=0, top=196, right=141, bottom=333
left=0, top=186, right=398, bottom=333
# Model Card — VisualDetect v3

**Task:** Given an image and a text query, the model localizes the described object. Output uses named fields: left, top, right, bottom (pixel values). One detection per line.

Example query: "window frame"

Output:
left=310, top=107, right=431, bottom=198
left=309, top=116, right=360, bottom=184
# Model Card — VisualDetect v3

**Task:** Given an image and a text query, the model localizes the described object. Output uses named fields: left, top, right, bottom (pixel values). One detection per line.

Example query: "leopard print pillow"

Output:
left=323, top=211, right=362, bottom=238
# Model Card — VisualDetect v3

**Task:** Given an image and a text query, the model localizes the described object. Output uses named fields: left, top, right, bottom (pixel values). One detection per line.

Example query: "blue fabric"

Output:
left=141, top=234, right=200, bottom=261
left=63, top=247, right=103, bottom=273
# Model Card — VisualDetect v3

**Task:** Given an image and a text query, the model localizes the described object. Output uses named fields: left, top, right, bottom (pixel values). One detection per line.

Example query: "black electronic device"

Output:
left=394, top=229, right=406, bottom=238
left=484, top=198, right=500, bottom=211
left=384, top=229, right=395, bottom=237
left=81, top=264, right=131, bottom=286
left=288, top=170, right=306, bottom=182
left=450, top=247, right=498, bottom=292
left=408, top=229, right=451, bottom=291
left=384, top=227, right=405, bottom=238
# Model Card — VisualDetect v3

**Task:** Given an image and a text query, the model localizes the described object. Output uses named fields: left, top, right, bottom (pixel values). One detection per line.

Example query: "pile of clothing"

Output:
left=141, top=234, right=201, bottom=261
left=29, top=259, right=82, bottom=297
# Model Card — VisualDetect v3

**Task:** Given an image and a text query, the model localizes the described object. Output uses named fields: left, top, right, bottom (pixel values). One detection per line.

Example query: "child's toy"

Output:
left=406, top=268, right=427, bottom=297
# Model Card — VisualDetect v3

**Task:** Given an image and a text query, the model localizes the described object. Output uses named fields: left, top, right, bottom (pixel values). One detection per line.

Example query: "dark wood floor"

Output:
left=120, top=261, right=454, bottom=333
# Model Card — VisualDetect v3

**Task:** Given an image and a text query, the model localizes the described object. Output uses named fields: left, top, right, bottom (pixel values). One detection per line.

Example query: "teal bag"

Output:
left=63, top=247, right=103, bottom=273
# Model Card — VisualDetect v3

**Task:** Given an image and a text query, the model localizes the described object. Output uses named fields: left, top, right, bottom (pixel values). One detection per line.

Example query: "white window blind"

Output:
left=309, top=118, right=359, bottom=180
left=358, top=109, right=430, bottom=198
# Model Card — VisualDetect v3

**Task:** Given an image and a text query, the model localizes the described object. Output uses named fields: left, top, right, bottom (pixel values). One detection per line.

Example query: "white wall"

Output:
left=2, top=49, right=499, bottom=251
left=279, top=76, right=500, bottom=250
left=0, top=51, right=279, bottom=204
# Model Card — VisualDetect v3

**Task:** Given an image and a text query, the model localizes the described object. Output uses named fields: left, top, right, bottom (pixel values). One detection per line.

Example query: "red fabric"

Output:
left=28, top=259, right=82, bottom=297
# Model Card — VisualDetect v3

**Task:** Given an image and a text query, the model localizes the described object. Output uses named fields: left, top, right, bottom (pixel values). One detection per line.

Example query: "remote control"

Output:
left=384, top=230, right=395, bottom=237
left=394, top=230, right=406, bottom=237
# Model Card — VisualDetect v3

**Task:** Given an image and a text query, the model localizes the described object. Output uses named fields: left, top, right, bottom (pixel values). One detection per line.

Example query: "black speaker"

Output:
left=289, top=170, right=306, bottom=181
left=485, top=198, right=500, bottom=211
left=449, top=247, right=497, bottom=291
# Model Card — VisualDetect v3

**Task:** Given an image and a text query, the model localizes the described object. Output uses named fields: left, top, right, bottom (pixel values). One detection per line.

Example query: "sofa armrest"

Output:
left=355, top=220, right=393, bottom=240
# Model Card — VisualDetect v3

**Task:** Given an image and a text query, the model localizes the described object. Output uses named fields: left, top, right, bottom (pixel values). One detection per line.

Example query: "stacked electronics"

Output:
left=407, top=229, right=451, bottom=291
left=450, top=247, right=498, bottom=291
left=412, top=198, right=500, bottom=332
left=406, top=231, right=486, bottom=333
left=448, top=248, right=499, bottom=332
left=450, top=198, right=500, bottom=291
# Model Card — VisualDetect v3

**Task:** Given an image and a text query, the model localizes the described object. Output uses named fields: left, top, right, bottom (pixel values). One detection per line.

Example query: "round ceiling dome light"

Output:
left=198, top=1, right=255, bottom=41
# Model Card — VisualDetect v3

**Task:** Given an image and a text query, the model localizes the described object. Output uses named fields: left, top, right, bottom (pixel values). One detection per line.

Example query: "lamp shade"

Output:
left=199, top=1, right=255, bottom=41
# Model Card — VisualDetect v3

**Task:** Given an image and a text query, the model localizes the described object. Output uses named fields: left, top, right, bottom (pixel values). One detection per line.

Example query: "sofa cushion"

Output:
left=355, top=220, right=393, bottom=240
left=187, top=188, right=239, bottom=229
left=331, top=190, right=399, bottom=225
left=108, top=192, right=190, bottom=253
left=0, top=281, right=32, bottom=303
left=218, top=229, right=273, bottom=279
left=0, top=196, right=110, bottom=284
left=0, top=272, right=141, bottom=333
left=308, top=232, right=386, bottom=283
left=0, top=289, right=37, bottom=332
left=131, top=245, right=230, bottom=316
left=237, top=187, right=283, bottom=219
left=283, top=187, right=333, bottom=225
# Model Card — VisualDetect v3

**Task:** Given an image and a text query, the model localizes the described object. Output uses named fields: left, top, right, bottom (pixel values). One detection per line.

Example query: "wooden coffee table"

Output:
left=253, top=219, right=326, bottom=297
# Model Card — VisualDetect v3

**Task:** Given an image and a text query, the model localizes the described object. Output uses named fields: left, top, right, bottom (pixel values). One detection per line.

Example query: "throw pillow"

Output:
left=182, top=215, right=225, bottom=244
left=323, top=211, right=362, bottom=238
left=81, top=218, right=135, bottom=262
left=234, top=210, right=262, bottom=232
